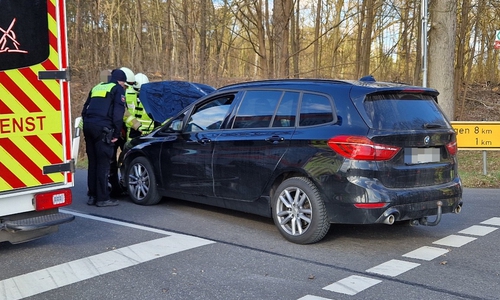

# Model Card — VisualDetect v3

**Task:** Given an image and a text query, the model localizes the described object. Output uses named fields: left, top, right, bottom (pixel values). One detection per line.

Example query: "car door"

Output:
left=212, top=90, right=299, bottom=201
left=160, top=95, right=235, bottom=198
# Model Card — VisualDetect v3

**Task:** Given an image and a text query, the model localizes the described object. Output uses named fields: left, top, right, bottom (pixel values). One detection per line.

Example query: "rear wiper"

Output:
left=423, top=123, right=442, bottom=129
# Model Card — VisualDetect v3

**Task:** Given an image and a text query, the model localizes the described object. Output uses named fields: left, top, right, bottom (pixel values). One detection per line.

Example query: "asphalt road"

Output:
left=1, top=169, right=499, bottom=300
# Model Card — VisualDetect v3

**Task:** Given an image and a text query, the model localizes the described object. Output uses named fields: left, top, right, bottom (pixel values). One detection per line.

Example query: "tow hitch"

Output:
left=418, top=201, right=442, bottom=226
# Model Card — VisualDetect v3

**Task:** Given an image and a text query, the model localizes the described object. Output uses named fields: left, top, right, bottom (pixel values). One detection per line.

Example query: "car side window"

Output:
left=232, top=90, right=282, bottom=129
left=185, top=96, right=234, bottom=132
left=299, top=93, right=335, bottom=126
left=272, top=91, right=299, bottom=127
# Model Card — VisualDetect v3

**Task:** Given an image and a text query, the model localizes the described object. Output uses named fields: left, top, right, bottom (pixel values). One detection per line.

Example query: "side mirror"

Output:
left=170, top=119, right=183, bottom=131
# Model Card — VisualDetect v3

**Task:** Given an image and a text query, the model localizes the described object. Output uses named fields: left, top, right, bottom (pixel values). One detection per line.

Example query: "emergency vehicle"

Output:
left=0, top=0, right=79, bottom=243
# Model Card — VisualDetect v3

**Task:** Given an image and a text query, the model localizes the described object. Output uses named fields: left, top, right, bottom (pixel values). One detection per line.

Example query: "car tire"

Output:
left=126, top=156, right=162, bottom=205
left=272, top=177, right=330, bottom=244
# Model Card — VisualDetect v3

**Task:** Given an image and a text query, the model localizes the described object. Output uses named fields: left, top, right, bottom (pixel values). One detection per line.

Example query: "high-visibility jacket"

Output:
left=81, top=82, right=125, bottom=140
left=125, top=88, right=155, bottom=134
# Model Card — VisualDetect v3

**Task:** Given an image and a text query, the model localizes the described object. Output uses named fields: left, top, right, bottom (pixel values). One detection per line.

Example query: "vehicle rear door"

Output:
left=355, top=91, right=458, bottom=188
left=212, top=90, right=298, bottom=201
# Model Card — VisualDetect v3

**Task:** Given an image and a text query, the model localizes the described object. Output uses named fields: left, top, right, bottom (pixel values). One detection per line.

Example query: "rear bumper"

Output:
left=325, top=177, right=463, bottom=224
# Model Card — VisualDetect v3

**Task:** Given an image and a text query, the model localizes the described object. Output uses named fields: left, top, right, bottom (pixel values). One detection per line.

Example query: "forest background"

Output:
left=67, top=0, right=500, bottom=187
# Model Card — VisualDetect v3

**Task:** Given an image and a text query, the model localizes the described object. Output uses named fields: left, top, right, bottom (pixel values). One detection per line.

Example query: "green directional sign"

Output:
left=496, top=30, right=500, bottom=42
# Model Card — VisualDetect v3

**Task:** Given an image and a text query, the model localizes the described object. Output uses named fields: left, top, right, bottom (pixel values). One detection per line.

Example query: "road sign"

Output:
left=496, top=30, right=500, bottom=41
left=451, top=121, right=500, bottom=150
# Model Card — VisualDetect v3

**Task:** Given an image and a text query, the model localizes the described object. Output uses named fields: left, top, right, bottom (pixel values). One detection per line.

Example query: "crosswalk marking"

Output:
left=433, top=234, right=476, bottom=247
left=298, top=295, right=333, bottom=300
left=481, top=217, right=500, bottom=226
left=459, top=225, right=498, bottom=236
left=402, top=246, right=449, bottom=261
left=323, top=275, right=381, bottom=296
left=309, top=217, right=499, bottom=299
left=366, top=259, right=420, bottom=277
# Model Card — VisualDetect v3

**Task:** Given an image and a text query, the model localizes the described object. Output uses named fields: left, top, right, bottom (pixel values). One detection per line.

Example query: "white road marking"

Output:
left=481, top=217, right=500, bottom=226
left=458, top=225, right=497, bottom=236
left=323, top=275, right=381, bottom=296
left=433, top=234, right=476, bottom=247
left=0, top=211, right=214, bottom=300
left=298, top=295, right=333, bottom=300
left=60, top=209, right=178, bottom=235
left=317, top=217, right=499, bottom=298
left=402, top=246, right=449, bottom=261
left=366, top=259, right=420, bottom=277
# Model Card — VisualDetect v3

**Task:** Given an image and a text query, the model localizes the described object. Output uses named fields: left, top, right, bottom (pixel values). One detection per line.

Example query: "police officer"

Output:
left=108, top=67, right=136, bottom=197
left=82, top=69, right=126, bottom=207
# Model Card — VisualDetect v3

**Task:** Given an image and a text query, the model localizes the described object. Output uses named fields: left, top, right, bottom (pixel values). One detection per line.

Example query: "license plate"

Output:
left=404, top=147, right=440, bottom=164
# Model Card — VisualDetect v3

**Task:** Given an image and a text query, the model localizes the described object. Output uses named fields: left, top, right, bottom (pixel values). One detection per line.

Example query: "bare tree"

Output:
left=273, top=0, right=292, bottom=77
left=313, top=0, right=322, bottom=77
left=428, top=0, right=457, bottom=120
left=63, top=0, right=500, bottom=109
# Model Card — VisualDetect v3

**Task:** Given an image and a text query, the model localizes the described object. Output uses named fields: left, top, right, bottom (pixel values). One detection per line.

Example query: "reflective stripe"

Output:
left=90, top=83, right=116, bottom=99
left=125, top=115, right=136, bottom=126
left=0, top=0, right=70, bottom=192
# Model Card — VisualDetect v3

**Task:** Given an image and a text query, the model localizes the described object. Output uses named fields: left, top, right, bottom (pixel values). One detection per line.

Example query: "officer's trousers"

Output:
left=83, top=122, right=114, bottom=202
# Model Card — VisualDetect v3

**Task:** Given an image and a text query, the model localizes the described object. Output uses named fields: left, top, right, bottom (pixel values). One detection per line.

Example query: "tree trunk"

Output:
left=273, top=0, right=291, bottom=78
left=428, top=0, right=457, bottom=120
left=313, top=0, right=322, bottom=77
left=199, top=0, right=207, bottom=83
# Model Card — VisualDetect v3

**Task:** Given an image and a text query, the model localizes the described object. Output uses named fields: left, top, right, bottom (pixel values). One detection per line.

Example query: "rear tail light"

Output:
left=445, top=141, right=457, bottom=156
left=328, top=135, right=401, bottom=161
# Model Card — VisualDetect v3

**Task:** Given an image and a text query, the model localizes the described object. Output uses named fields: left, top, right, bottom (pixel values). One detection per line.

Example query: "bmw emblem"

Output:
left=424, top=136, right=430, bottom=145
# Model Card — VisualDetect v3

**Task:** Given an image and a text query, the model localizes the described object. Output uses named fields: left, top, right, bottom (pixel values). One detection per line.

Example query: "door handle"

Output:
left=265, top=136, right=285, bottom=144
left=198, top=137, right=211, bottom=145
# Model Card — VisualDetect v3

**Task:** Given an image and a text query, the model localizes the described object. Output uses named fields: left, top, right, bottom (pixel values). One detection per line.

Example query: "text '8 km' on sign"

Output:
left=451, top=121, right=500, bottom=150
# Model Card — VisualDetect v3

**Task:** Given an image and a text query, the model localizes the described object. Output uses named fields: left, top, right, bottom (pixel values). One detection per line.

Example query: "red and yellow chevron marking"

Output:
left=0, top=0, right=72, bottom=192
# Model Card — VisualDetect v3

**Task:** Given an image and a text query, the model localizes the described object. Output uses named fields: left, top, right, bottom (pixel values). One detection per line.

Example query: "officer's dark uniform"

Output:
left=81, top=69, right=126, bottom=207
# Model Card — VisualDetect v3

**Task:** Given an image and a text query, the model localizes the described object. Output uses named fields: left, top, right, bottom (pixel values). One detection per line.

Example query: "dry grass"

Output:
left=457, top=150, right=500, bottom=188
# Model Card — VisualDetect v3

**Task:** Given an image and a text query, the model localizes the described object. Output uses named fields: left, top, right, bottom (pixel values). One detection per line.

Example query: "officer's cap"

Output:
left=110, top=69, right=127, bottom=82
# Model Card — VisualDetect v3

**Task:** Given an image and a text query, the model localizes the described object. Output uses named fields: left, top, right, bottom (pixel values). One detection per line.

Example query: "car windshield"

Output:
left=364, top=93, right=449, bottom=130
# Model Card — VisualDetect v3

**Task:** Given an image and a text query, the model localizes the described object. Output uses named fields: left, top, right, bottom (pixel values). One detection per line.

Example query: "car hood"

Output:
left=140, top=81, right=216, bottom=123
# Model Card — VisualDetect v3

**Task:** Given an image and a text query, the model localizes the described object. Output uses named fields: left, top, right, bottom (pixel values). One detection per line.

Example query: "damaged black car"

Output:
left=120, top=77, right=463, bottom=244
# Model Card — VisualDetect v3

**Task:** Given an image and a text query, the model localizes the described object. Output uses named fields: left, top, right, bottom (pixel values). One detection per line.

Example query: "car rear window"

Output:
left=364, top=93, right=449, bottom=130
left=299, top=93, right=335, bottom=126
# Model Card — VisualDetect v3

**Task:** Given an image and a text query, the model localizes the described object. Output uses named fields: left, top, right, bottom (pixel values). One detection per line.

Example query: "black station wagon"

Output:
left=120, top=77, right=463, bottom=244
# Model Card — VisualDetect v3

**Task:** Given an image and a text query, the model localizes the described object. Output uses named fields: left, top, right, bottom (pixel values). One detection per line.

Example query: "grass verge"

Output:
left=457, top=150, right=500, bottom=188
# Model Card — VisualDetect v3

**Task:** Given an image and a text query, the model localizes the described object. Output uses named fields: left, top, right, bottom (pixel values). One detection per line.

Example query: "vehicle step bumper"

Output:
left=1, top=212, right=75, bottom=232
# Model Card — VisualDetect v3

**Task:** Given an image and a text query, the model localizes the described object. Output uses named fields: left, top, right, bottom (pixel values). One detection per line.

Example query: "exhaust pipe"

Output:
left=453, top=202, right=463, bottom=214
left=383, top=214, right=395, bottom=225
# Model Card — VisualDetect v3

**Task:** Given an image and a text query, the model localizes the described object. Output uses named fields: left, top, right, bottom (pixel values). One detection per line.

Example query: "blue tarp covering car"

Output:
left=140, top=81, right=216, bottom=123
